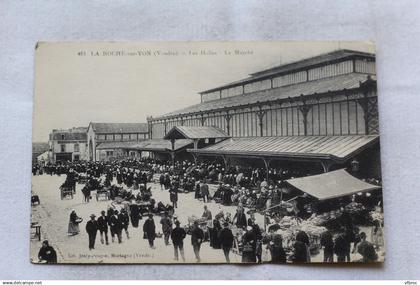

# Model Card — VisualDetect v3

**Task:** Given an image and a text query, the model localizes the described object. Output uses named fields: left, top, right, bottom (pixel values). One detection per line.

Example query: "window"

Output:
left=60, top=144, right=66, bottom=152
left=98, top=134, right=106, bottom=140
left=61, top=134, right=65, bottom=140
left=74, top=143, right=79, bottom=152
left=106, top=151, right=114, bottom=156
left=123, top=134, right=130, bottom=140
left=105, top=134, right=113, bottom=140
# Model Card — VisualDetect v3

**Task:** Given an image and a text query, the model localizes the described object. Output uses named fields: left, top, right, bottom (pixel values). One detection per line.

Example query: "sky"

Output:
left=33, top=41, right=375, bottom=142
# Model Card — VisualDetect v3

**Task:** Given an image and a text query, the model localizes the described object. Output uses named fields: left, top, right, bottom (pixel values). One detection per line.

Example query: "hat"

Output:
left=90, top=214, right=96, bottom=218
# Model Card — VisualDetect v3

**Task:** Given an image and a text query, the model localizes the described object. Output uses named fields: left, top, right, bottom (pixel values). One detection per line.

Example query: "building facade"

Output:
left=147, top=49, right=380, bottom=177
left=148, top=50, right=378, bottom=139
left=49, top=127, right=88, bottom=162
left=87, top=123, right=149, bottom=161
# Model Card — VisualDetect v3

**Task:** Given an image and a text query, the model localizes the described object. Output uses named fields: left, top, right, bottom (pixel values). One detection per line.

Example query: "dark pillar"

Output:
left=256, top=106, right=266, bottom=137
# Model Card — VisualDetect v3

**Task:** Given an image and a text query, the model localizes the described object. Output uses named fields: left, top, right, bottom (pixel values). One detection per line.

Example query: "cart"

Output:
left=96, top=188, right=110, bottom=201
left=60, top=186, right=74, bottom=200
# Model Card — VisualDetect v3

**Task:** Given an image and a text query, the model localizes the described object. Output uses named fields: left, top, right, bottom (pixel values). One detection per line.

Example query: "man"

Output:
left=160, top=212, right=173, bottom=246
left=320, top=230, right=334, bottom=262
left=200, top=181, right=210, bottom=203
left=119, top=209, right=130, bottom=239
left=97, top=210, right=109, bottom=245
left=86, top=214, right=98, bottom=250
left=233, top=206, right=247, bottom=229
left=357, top=232, right=378, bottom=263
left=171, top=220, right=187, bottom=261
left=38, top=240, right=57, bottom=263
left=218, top=222, right=234, bottom=263
left=242, top=226, right=257, bottom=263
left=334, top=231, right=348, bottom=262
left=191, top=221, right=204, bottom=263
left=109, top=210, right=122, bottom=243
left=202, top=205, right=212, bottom=241
left=169, top=184, right=178, bottom=209
left=143, top=214, right=156, bottom=248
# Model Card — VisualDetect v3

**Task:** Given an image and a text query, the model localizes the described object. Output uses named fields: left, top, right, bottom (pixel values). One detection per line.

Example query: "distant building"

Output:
left=87, top=123, right=149, bottom=161
left=49, top=127, right=88, bottom=162
left=32, top=142, right=50, bottom=165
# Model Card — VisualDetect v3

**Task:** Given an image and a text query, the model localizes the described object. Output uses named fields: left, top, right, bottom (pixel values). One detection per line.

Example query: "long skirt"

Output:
left=68, top=222, right=79, bottom=235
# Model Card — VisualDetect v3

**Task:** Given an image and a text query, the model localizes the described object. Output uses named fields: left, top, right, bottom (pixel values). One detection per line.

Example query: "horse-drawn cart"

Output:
left=60, top=185, right=74, bottom=200
left=96, top=188, right=111, bottom=201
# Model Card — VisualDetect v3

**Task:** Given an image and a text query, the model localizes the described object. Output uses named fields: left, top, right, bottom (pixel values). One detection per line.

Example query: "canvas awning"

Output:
left=285, top=169, right=381, bottom=200
left=188, top=135, right=379, bottom=163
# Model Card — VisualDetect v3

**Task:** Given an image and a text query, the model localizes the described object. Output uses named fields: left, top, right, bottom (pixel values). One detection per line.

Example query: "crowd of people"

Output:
left=34, top=158, right=383, bottom=263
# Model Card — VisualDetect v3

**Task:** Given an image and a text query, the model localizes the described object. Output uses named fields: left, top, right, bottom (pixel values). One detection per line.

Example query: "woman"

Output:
left=371, top=219, right=384, bottom=251
left=68, top=209, right=81, bottom=236
left=268, top=234, right=287, bottom=263
left=241, top=226, right=257, bottom=263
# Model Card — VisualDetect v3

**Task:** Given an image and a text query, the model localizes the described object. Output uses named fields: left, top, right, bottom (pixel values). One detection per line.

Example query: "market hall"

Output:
left=32, top=49, right=384, bottom=264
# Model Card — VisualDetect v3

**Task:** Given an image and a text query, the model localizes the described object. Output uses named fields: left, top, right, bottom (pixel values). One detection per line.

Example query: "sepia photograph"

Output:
left=30, top=41, right=384, bottom=264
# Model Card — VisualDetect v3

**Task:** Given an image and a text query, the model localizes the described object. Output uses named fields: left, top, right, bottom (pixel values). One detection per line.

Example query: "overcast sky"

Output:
left=33, top=41, right=374, bottom=142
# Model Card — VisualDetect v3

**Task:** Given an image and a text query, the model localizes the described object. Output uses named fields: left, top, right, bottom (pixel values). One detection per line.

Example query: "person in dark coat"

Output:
left=191, top=221, right=204, bottom=262
left=292, top=240, right=308, bottom=263
left=357, top=232, right=378, bottom=263
left=119, top=209, right=130, bottom=239
left=82, top=186, right=91, bottom=203
left=86, top=214, right=98, bottom=250
left=210, top=219, right=222, bottom=249
left=334, top=232, right=348, bottom=262
left=171, top=220, right=186, bottom=261
left=38, top=240, right=57, bottom=263
left=242, top=226, right=257, bottom=263
left=97, top=210, right=109, bottom=245
left=109, top=210, right=122, bottom=243
left=159, top=174, right=165, bottom=190
left=268, top=234, right=287, bottom=263
left=160, top=212, right=173, bottom=246
left=194, top=182, right=201, bottom=199
left=218, top=222, right=234, bottom=263
left=320, top=230, right=334, bottom=262
left=143, top=214, right=156, bottom=248
left=295, top=230, right=310, bottom=262
left=129, top=204, right=141, bottom=228
left=233, top=207, right=247, bottom=229
left=169, top=185, right=178, bottom=208
left=200, top=181, right=210, bottom=203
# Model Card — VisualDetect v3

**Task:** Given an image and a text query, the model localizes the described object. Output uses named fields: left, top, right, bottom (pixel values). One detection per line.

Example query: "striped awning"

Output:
left=188, top=135, right=379, bottom=162
left=286, top=169, right=381, bottom=200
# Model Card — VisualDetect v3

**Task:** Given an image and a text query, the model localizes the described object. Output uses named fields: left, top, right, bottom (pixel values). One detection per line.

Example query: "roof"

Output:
left=164, top=126, right=230, bottom=140
left=96, top=141, right=141, bottom=150
left=51, top=132, right=87, bottom=141
left=201, top=49, right=375, bottom=94
left=90, top=123, right=148, bottom=134
left=97, top=139, right=193, bottom=152
left=188, top=135, right=379, bottom=162
left=157, top=73, right=375, bottom=119
left=285, top=169, right=381, bottom=200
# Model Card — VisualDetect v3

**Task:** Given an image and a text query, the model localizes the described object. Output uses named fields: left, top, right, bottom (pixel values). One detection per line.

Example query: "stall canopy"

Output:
left=286, top=169, right=381, bottom=201
left=188, top=135, right=379, bottom=163
left=164, top=126, right=230, bottom=140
